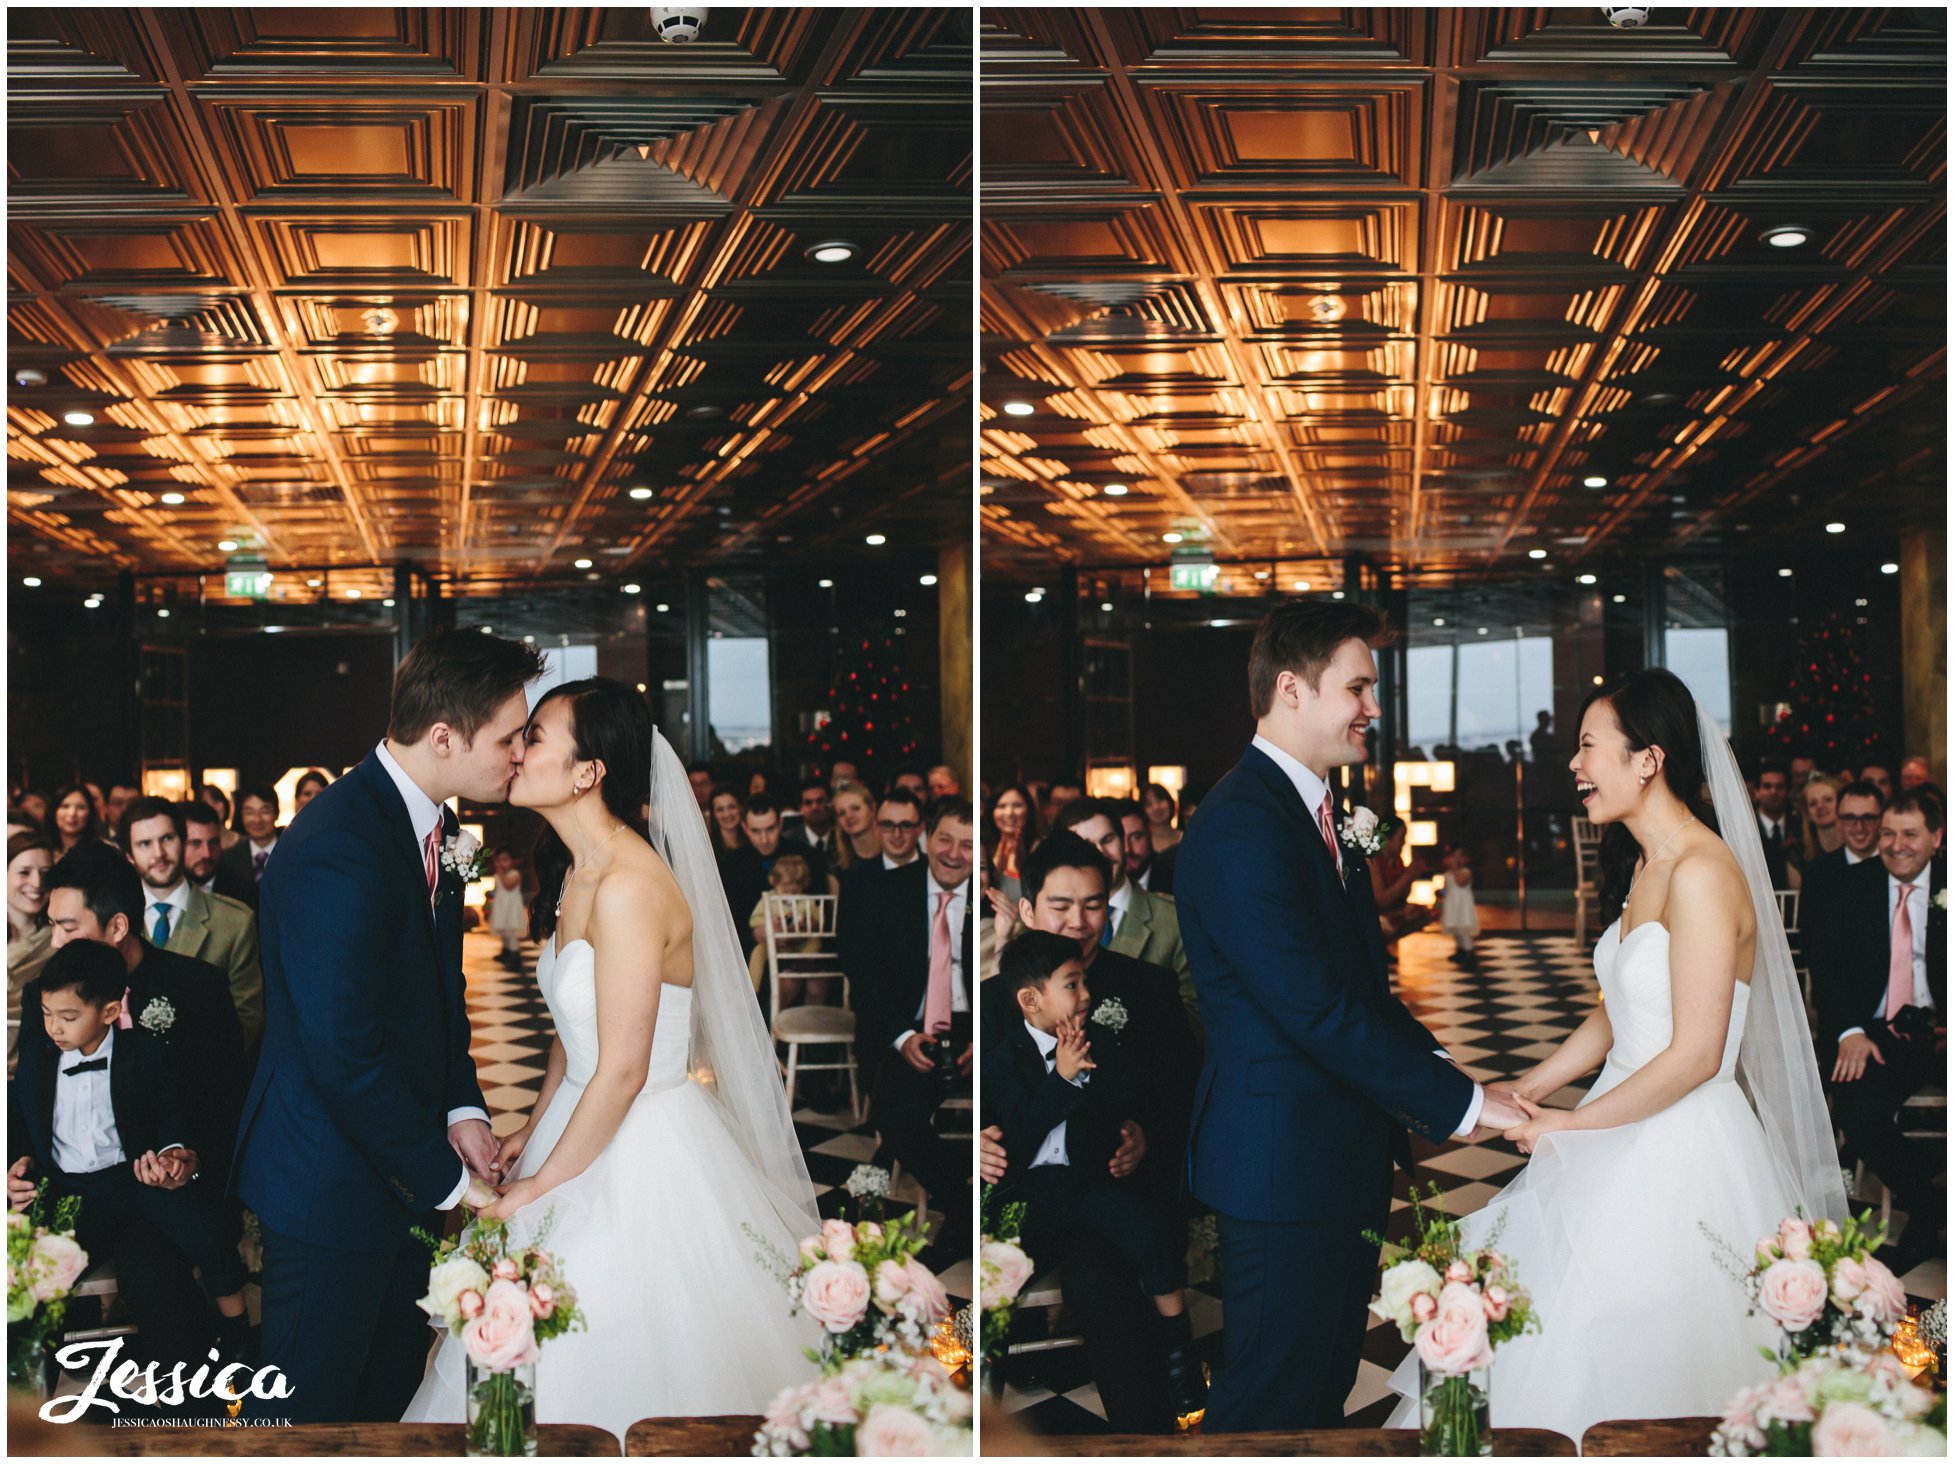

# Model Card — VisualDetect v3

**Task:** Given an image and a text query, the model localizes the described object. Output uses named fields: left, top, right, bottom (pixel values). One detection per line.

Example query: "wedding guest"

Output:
left=840, top=798, right=974, bottom=1260
left=1055, top=798, right=1197, bottom=1044
left=793, top=778, right=838, bottom=864
left=686, top=762, right=715, bottom=815
left=1370, top=819, right=1436, bottom=946
left=221, top=784, right=283, bottom=892
left=832, top=784, right=881, bottom=869
left=7, top=831, right=55, bottom=1072
left=1440, top=845, right=1480, bottom=971
left=17, top=791, right=49, bottom=829
left=1806, top=792, right=1945, bottom=1274
left=103, top=781, right=139, bottom=838
left=747, top=852, right=817, bottom=993
left=487, top=849, right=529, bottom=972
left=892, top=768, right=930, bottom=802
left=828, top=760, right=862, bottom=794
left=926, top=765, right=961, bottom=800
left=7, top=940, right=254, bottom=1368
left=747, top=768, right=777, bottom=803
left=1900, top=756, right=1934, bottom=792
left=1142, top=782, right=1182, bottom=856
left=986, top=931, right=1205, bottom=1420
left=1800, top=775, right=1845, bottom=860
left=198, top=785, right=241, bottom=852
left=49, top=784, right=103, bottom=855
left=43, top=843, right=248, bottom=1193
left=119, top=797, right=265, bottom=1052
left=709, top=785, right=747, bottom=854
left=292, top=769, right=332, bottom=815
left=1752, top=760, right=1798, bottom=889
left=181, top=801, right=258, bottom=907
left=1859, top=761, right=1895, bottom=803
left=719, top=797, right=830, bottom=957
left=83, top=782, right=108, bottom=825
left=1790, top=754, right=1818, bottom=794
left=1047, top=778, right=1083, bottom=825
left=1117, top=798, right=1175, bottom=895
left=987, top=784, right=1037, bottom=886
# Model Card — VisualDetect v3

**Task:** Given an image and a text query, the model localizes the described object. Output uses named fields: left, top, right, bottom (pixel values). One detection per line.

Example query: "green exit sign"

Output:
left=225, top=557, right=272, bottom=600
left=1170, top=561, right=1219, bottom=593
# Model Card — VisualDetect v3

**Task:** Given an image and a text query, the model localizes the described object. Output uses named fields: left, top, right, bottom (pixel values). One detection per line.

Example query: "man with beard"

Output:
left=180, top=801, right=257, bottom=906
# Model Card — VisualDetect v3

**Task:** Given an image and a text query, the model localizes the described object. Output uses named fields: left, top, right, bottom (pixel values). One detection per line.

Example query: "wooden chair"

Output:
left=1571, top=817, right=1602, bottom=945
left=1860, top=1083, right=1947, bottom=1232
left=761, top=894, right=858, bottom=1120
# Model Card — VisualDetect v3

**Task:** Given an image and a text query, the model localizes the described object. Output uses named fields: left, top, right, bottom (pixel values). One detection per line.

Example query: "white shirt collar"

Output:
left=149, top=881, right=191, bottom=916
left=61, top=1025, right=114, bottom=1074
left=1025, top=1020, right=1057, bottom=1059
left=925, top=870, right=969, bottom=905
left=1252, top=734, right=1335, bottom=816
left=882, top=851, right=917, bottom=870
left=1888, top=870, right=1928, bottom=896
left=375, top=740, right=447, bottom=845
left=249, top=835, right=278, bottom=855
left=1844, top=847, right=1868, bottom=865
left=1107, top=879, right=1134, bottom=918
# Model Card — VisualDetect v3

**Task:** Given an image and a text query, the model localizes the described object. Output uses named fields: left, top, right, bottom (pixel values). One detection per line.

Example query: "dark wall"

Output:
left=8, top=586, right=128, bottom=793
left=187, top=633, right=397, bottom=789
left=979, top=585, right=1068, bottom=787
left=1133, top=622, right=1258, bottom=799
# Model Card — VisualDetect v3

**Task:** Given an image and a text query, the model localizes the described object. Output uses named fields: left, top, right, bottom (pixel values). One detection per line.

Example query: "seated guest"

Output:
left=1117, top=796, right=1176, bottom=895
left=1859, top=761, right=1895, bottom=804
left=828, top=760, right=862, bottom=795
left=1142, top=782, right=1182, bottom=857
left=720, top=797, right=831, bottom=959
left=870, top=790, right=924, bottom=872
left=1370, top=818, right=1436, bottom=946
left=1802, top=780, right=1887, bottom=928
left=987, top=784, right=1038, bottom=887
left=181, top=801, right=257, bottom=907
left=44, top=844, right=248, bottom=1192
left=841, top=798, right=973, bottom=1259
left=686, top=761, right=715, bottom=815
left=220, top=783, right=284, bottom=898
left=103, top=782, right=139, bottom=840
left=792, top=778, right=839, bottom=864
left=49, top=784, right=104, bottom=856
left=747, top=852, right=819, bottom=995
left=17, top=791, right=50, bottom=830
left=198, top=785, right=241, bottom=852
left=1045, top=778, right=1083, bottom=828
left=1900, top=756, right=1935, bottom=792
left=831, top=784, right=880, bottom=872
left=1806, top=792, right=1945, bottom=1275
left=926, top=765, right=961, bottom=800
left=9, top=941, right=252, bottom=1368
left=8, top=831, right=55, bottom=1072
left=708, top=785, right=747, bottom=854
left=1753, top=760, right=1799, bottom=889
left=891, top=768, right=929, bottom=802
left=292, top=769, right=332, bottom=816
left=986, top=930, right=1205, bottom=1419
left=1800, top=774, right=1845, bottom=861
left=120, top=797, right=265, bottom=1052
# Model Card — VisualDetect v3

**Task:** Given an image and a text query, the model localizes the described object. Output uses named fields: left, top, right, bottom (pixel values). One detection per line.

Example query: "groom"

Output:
left=1176, top=600, right=1523, bottom=1432
left=234, top=628, right=544, bottom=1421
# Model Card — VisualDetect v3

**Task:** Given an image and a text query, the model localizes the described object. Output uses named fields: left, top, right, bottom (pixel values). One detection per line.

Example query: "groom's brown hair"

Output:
left=1247, top=599, right=1394, bottom=718
left=389, top=628, right=546, bottom=745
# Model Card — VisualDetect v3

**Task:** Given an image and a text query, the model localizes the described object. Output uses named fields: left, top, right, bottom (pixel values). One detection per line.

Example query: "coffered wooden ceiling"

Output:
left=8, top=7, right=971, bottom=592
left=980, top=7, right=1945, bottom=576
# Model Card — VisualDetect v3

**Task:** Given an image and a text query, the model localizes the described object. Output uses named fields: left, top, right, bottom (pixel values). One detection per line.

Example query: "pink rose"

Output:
left=462, top=1278, right=539, bottom=1371
left=1758, top=1258, right=1829, bottom=1332
left=798, top=1235, right=824, bottom=1263
left=1764, top=1377, right=1814, bottom=1424
left=822, top=1219, right=859, bottom=1261
left=27, top=1232, right=87, bottom=1303
left=874, top=1258, right=914, bottom=1310
left=1411, top=1292, right=1438, bottom=1323
left=979, top=1241, right=1032, bottom=1308
left=856, top=1404, right=938, bottom=1456
left=1445, top=1260, right=1472, bottom=1284
left=1853, top=1257, right=1906, bottom=1324
left=1778, top=1218, right=1815, bottom=1261
left=529, top=1282, right=555, bottom=1320
left=1483, top=1284, right=1510, bottom=1323
left=1479, top=1250, right=1506, bottom=1274
left=858, top=1222, right=883, bottom=1243
left=458, top=1289, right=485, bottom=1320
left=896, top=1258, right=949, bottom=1324
left=763, top=1383, right=814, bottom=1452
left=1414, top=1282, right=1492, bottom=1376
left=1815, top=1218, right=1841, bottom=1242
left=805, top=1376, right=859, bottom=1428
left=492, top=1257, right=520, bottom=1282
left=1811, top=1401, right=1896, bottom=1456
left=1831, top=1256, right=1868, bottom=1305
left=802, top=1259, right=872, bottom=1333
left=1756, top=1237, right=1783, bottom=1267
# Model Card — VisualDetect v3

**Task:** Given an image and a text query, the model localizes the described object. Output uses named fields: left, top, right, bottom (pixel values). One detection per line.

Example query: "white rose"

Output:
left=1349, top=807, right=1379, bottom=837
left=1372, top=1259, right=1443, bottom=1339
left=452, top=830, right=481, bottom=863
left=417, top=1255, right=491, bottom=1328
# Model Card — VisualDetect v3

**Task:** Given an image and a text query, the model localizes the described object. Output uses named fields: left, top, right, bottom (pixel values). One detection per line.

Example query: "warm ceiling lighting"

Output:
left=1880, top=562, right=1899, bottom=575
left=1760, top=225, right=1810, bottom=248
left=1100, top=601, right=1114, bottom=612
left=655, top=602, right=670, bottom=613
left=1433, top=617, right=1446, bottom=627
left=628, top=486, right=654, bottom=501
left=1527, top=549, right=1547, bottom=560
left=217, top=539, right=239, bottom=552
left=1162, top=532, right=1184, bottom=544
left=1025, top=590, right=1044, bottom=604
left=1001, top=400, right=1035, bottom=417
left=157, top=608, right=171, bottom=618
left=1582, top=475, right=1608, bottom=489
left=1778, top=567, right=1794, bottom=578
left=1294, top=580, right=1310, bottom=591
left=160, top=492, right=186, bottom=506
left=1824, top=521, right=1845, bottom=534
left=1254, top=570, right=1269, bottom=580
left=382, top=598, right=395, bottom=607
left=1102, top=483, right=1128, bottom=497
left=805, top=240, right=859, bottom=264
left=920, top=574, right=938, bottom=586
left=22, top=577, right=42, bottom=588
left=622, top=583, right=642, bottom=595
left=1613, top=594, right=1627, bottom=604
left=1578, top=574, right=1598, bottom=585
left=307, top=578, right=323, bottom=587
left=865, top=534, right=886, bottom=546
left=14, top=368, right=46, bottom=387
left=818, top=578, right=834, bottom=589
left=574, top=558, right=593, bottom=569
left=360, top=307, right=399, bottom=334
left=347, top=589, right=363, bottom=599
left=62, top=411, right=94, bottom=427
left=683, top=403, right=724, bottom=420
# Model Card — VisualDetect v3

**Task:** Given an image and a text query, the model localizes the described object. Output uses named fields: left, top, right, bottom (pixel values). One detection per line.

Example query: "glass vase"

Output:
left=1418, top=1360, right=1492, bottom=1457
left=6, top=1332, right=52, bottom=1399
left=464, top=1357, right=537, bottom=1457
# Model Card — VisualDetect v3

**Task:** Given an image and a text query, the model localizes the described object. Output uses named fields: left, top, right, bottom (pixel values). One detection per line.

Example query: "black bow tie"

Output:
left=62, top=1056, right=108, bottom=1076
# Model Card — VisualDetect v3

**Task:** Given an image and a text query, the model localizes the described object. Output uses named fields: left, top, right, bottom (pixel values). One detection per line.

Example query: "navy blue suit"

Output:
left=1176, top=744, right=1474, bottom=1431
left=233, top=752, right=486, bottom=1421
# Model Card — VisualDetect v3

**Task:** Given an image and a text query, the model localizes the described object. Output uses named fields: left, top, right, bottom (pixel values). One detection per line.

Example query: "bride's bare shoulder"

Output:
left=1669, top=833, right=1754, bottom=925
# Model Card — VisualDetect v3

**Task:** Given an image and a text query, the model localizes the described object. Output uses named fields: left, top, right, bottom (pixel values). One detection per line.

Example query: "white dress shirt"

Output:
left=893, top=872, right=970, bottom=1053
left=1025, top=1020, right=1089, bottom=1169
left=1106, top=878, right=1134, bottom=939
left=1840, top=873, right=1936, bottom=1040
left=1250, top=735, right=1484, bottom=1139
left=374, top=740, right=488, bottom=1211
left=881, top=851, right=920, bottom=871
left=146, top=880, right=192, bottom=944
left=1844, top=847, right=1868, bottom=865
left=52, top=1028, right=185, bottom=1174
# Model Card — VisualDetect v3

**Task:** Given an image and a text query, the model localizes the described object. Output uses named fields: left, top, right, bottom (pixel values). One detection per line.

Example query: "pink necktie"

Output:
left=1318, top=794, right=1343, bottom=875
left=424, top=826, right=440, bottom=899
left=1886, top=882, right=1917, bottom=1024
left=924, top=889, right=954, bottom=1036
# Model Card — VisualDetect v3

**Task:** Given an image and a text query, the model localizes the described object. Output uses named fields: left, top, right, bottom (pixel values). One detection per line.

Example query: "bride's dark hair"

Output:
left=1583, top=667, right=1720, bottom=925
left=528, top=677, right=651, bottom=943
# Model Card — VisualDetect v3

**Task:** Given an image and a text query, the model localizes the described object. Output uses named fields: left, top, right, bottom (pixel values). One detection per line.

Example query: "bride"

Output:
left=404, top=678, right=818, bottom=1436
left=1388, top=668, right=1847, bottom=1440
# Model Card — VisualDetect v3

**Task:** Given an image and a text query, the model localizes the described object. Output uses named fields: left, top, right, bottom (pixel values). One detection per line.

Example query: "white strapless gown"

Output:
left=403, top=937, right=818, bottom=1438
left=1386, top=920, right=1788, bottom=1443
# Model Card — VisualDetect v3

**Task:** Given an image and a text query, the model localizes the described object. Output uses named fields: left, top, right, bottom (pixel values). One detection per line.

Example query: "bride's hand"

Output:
left=1505, top=1095, right=1572, bottom=1157
left=1485, top=1079, right=1537, bottom=1106
left=493, top=1126, right=531, bottom=1180
left=479, top=1175, right=543, bottom=1222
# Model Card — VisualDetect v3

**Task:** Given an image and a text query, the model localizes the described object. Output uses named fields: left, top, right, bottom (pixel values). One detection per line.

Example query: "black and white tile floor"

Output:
left=997, top=928, right=1945, bottom=1435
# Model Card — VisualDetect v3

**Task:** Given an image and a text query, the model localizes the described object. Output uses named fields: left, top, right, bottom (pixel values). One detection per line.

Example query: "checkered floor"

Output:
left=995, top=928, right=1945, bottom=1435
left=463, top=929, right=972, bottom=1305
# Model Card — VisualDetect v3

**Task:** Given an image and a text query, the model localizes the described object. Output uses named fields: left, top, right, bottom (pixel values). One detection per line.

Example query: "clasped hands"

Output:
left=1471, top=1085, right=1571, bottom=1156
left=451, top=1117, right=537, bottom=1221
left=7, top=1150, right=195, bottom=1212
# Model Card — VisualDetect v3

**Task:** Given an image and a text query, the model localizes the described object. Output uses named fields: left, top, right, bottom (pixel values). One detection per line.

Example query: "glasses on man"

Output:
left=1837, top=813, right=1882, bottom=825
left=877, top=819, right=921, bottom=833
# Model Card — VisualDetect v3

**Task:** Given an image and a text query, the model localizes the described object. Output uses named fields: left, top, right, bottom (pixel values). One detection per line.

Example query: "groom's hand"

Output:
left=978, top=1126, right=1007, bottom=1185
left=1108, top=1120, right=1146, bottom=1179
left=462, top=1174, right=499, bottom=1211
left=450, top=1117, right=499, bottom=1181
left=1472, top=1091, right=1527, bottom=1137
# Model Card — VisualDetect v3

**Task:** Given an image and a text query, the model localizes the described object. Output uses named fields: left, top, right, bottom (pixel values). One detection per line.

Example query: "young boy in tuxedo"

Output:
left=983, top=930, right=1206, bottom=1418
left=7, top=941, right=253, bottom=1366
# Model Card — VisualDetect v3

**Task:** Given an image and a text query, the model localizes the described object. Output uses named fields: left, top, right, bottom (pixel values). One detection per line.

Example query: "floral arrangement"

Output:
left=1710, top=1350, right=1946, bottom=1456
left=438, top=830, right=492, bottom=902
left=137, top=996, right=176, bottom=1035
left=1922, top=1300, right=1946, bottom=1352
left=752, top=1350, right=972, bottom=1457
left=1368, top=1188, right=1539, bottom=1456
left=415, top=1211, right=585, bottom=1455
left=6, top=1189, right=87, bottom=1391
left=1706, top=1211, right=1906, bottom=1364
left=1339, top=806, right=1396, bottom=858
left=1090, top=996, right=1129, bottom=1034
left=754, top=1210, right=950, bottom=1368
left=978, top=1186, right=1031, bottom=1363
left=842, top=1163, right=892, bottom=1221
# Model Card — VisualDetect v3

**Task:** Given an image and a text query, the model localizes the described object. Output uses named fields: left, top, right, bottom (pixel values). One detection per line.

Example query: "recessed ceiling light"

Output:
left=1331, top=590, right=1345, bottom=600
left=920, top=574, right=938, bottom=586
left=636, top=682, right=648, bottom=693
left=628, top=487, right=655, bottom=501
left=1778, top=568, right=1794, bottom=578
left=1254, top=570, right=1270, bottom=580
left=360, top=307, right=399, bottom=334
left=1100, top=601, right=1114, bottom=612
left=1577, top=574, right=1598, bottom=585
left=574, top=558, right=593, bottom=569
left=480, top=625, right=493, bottom=633
left=218, top=539, right=238, bottom=552
left=818, top=579, right=834, bottom=589
left=84, top=597, right=102, bottom=609
left=1855, top=598, right=1868, bottom=607
left=160, top=492, right=186, bottom=506
left=1103, top=483, right=1128, bottom=497
left=865, top=534, right=886, bottom=546
left=1593, top=675, right=1606, bottom=687
left=14, top=368, right=46, bottom=387
left=1527, top=549, right=1547, bottom=560
left=1761, top=225, right=1810, bottom=249
left=1477, top=627, right=1489, bottom=635
left=805, top=240, right=859, bottom=264
left=1824, top=522, right=1845, bottom=534
left=622, top=583, right=642, bottom=595
left=157, top=608, right=170, bottom=619
left=655, top=602, right=670, bottom=613
left=62, top=411, right=94, bottom=427
left=1433, top=617, right=1446, bottom=627
left=307, top=578, right=323, bottom=587
left=683, top=404, right=724, bottom=420
left=893, top=608, right=907, bottom=619
left=1294, top=580, right=1310, bottom=591
left=347, top=588, right=363, bottom=599
left=1582, top=475, right=1608, bottom=489
left=1001, top=401, right=1035, bottom=418
left=1880, top=562, right=1899, bottom=575
left=382, top=598, right=395, bottom=607
left=1613, top=594, right=1627, bottom=604
left=1162, top=532, right=1184, bottom=544
left=1025, top=591, right=1044, bottom=604
left=22, top=577, right=42, bottom=588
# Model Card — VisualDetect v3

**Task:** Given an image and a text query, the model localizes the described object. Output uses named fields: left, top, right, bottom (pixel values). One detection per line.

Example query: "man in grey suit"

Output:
left=1056, top=796, right=1202, bottom=1049
left=120, top=796, right=266, bottom=1050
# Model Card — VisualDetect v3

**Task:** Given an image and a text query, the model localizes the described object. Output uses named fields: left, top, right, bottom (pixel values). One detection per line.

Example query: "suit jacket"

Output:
left=720, top=844, right=833, bottom=958
left=9, top=1022, right=190, bottom=1178
left=1108, top=884, right=1200, bottom=1051
left=1137, top=844, right=1178, bottom=896
left=107, top=942, right=247, bottom=1186
left=233, top=753, right=486, bottom=1243
left=201, top=863, right=257, bottom=908
left=839, top=858, right=972, bottom=1086
left=165, top=887, right=265, bottom=1051
left=1175, top=744, right=1474, bottom=1224
left=218, top=836, right=284, bottom=909
left=983, top=1014, right=1131, bottom=1190
left=1805, top=855, right=1946, bottom=1059
left=1754, top=813, right=1796, bottom=891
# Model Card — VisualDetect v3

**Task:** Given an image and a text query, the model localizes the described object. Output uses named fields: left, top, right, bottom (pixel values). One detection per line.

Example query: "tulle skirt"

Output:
left=1386, top=1072, right=1789, bottom=1444
left=403, top=1075, right=819, bottom=1439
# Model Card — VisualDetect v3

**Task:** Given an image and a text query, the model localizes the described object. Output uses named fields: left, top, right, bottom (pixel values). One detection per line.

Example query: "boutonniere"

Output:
left=1338, top=806, right=1394, bottom=858
left=138, top=996, right=176, bottom=1035
left=1090, top=996, right=1129, bottom=1034
left=1934, top=888, right=1947, bottom=913
left=436, top=830, right=492, bottom=904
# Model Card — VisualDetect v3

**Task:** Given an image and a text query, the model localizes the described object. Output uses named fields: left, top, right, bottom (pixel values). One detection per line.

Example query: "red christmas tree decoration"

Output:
left=1764, top=609, right=1880, bottom=765
left=809, top=634, right=919, bottom=780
